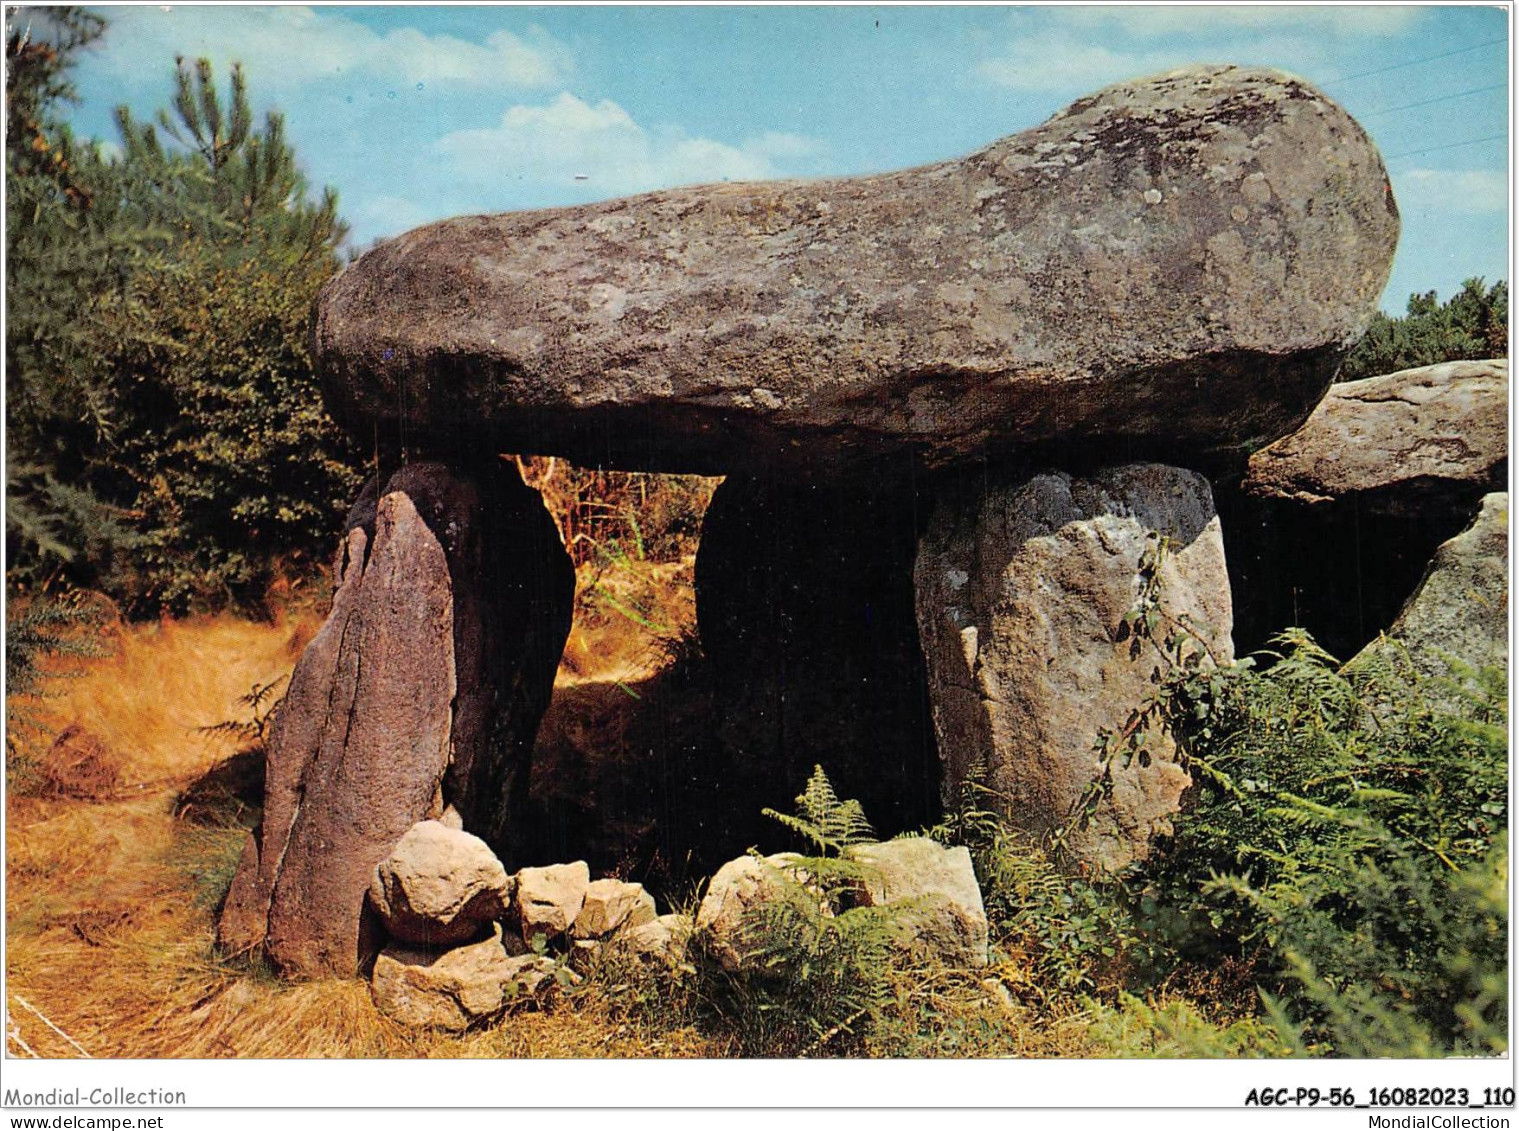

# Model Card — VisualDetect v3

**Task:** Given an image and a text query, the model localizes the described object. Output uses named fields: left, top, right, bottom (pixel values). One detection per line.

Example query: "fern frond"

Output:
left=763, top=765, right=876, bottom=856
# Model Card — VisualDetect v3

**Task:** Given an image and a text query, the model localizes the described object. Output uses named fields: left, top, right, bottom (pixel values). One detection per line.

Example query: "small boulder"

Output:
left=694, top=853, right=804, bottom=972
left=515, top=860, right=590, bottom=944
left=370, top=925, right=557, bottom=1031
left=850, top=838, right=989, bottom=969
left=616, top=914, right=694, bottom=967
left=572, top=878, right=657, bottom=939
left=368, top=820, right=513, bottom=947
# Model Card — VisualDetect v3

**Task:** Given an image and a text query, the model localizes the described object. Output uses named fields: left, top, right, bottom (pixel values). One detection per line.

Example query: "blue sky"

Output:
left=44, top=3, right=1511, bottom=312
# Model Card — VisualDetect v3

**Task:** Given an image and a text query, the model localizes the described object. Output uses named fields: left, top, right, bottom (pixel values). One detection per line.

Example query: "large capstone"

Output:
left=1219, top=359, right=1506, bottom=657
left=217, top=460, right=572, bottom=978
left=315, top=65, right=1397, bottom=475
left=915, top=464, right=1235, bottom=872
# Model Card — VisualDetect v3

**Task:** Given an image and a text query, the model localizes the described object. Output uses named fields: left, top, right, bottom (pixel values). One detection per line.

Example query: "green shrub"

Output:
left=926, top=773, right=1142, bottom=1001
left=696, top=766, right=918, bottom=1055
left=1088, top=993, right=1304, bottom=1058
left=1128, top=630, right=1508, bottom=1056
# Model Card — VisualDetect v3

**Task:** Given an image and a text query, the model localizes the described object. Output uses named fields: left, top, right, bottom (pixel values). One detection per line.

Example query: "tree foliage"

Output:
left=6, top=10, right=363, bottom=613
left=1342, top=278, right=1508, bottom=382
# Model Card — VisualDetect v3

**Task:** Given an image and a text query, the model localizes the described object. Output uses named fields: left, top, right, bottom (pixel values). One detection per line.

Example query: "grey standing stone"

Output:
left=915, top=464, right=1235, bottom=871
left=1354, top=493, right=1509, bottom=691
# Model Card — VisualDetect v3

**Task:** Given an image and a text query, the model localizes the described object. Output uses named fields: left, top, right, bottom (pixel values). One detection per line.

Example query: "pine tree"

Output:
left=105, top=57, right=360, bottom=611
left=1342, top=278, right=1508, bottom=382
left=6, top=13, right=364, bottom=612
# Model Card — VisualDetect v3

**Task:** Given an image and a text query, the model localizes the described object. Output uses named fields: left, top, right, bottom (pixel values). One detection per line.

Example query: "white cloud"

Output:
left=977, top=32, right=1181, bottom=92
left=95, top=6, right=570, bottom=91
left=1057, top=5, right=1423, bottom=38
left=1395, top=168, right=1508, bottom=215
left=434, top=93, right=821, bottom=196
left=350, top=194, right=438, bottom=241
left=746, top=131, right=829, bottom=161
left=977, top=5, right=1427, bottom=93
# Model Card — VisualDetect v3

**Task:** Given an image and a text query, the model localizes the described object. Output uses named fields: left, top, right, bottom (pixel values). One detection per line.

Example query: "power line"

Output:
left=1360, top=83, right=1508, bottom=118
left=1383, top=134, right=1507, bottom=161
left=1319, top=37, right=1508, bottom=86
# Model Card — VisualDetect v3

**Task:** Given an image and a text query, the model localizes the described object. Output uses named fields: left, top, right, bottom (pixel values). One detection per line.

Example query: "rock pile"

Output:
left=364, top=821, right=671, bottom=1031
left=363, top=822, right=990, bottom=1031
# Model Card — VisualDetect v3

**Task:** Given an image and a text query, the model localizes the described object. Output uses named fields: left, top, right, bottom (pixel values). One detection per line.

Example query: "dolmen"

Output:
left=219, top=65, right=1399, bottom=977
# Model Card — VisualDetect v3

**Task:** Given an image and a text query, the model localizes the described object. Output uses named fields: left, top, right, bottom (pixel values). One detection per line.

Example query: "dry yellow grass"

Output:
left=559, top=557, right=698, bottom=684
left=6, top=584, right=1098, bottom=1060
left=20, top=609, right=320, bottom=785
left=3, top=585, right=735, bottom=1059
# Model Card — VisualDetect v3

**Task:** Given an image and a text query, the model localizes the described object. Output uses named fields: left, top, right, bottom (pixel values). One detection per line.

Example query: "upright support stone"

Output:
left=695, top=473, right=940, bottom=837
left=218, top=459, right=572, bottom=977
left=424, top=463, right=576, bottom=855
left=914, top=463, right=1234, bottom=872
left=1353, top=492, right=1509, bottom=695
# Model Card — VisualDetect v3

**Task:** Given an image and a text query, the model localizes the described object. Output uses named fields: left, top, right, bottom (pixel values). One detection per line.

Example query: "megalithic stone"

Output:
left=914, top=463, right=1235, bottom=872
left=217, top=460, right=572, bottom=978
left=314, top=65, right=1397, bottom=476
